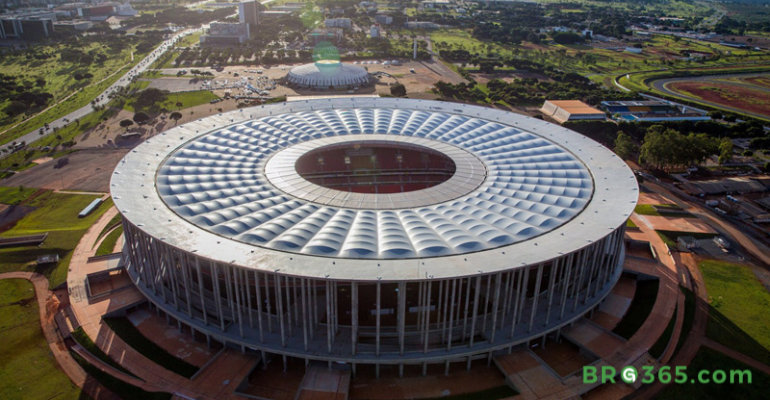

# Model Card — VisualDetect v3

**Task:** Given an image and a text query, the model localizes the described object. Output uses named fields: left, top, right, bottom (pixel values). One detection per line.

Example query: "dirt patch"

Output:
left=0, top=204, right=36, bottom=233
left=641, top=215, right=718, bottom=234
left=667, top=81, right=770, bottom=118
left=744, top=76, right=770, bottom=90
left=638, top=192, right=676, bottom=205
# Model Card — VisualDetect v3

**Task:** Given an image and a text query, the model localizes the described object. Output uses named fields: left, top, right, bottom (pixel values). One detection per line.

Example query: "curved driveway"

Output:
left=650, top=72, right=770, bottom=120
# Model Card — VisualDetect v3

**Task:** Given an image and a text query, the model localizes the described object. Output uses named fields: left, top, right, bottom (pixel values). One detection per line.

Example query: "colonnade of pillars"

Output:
left=123, top=220, right=625, bottom=363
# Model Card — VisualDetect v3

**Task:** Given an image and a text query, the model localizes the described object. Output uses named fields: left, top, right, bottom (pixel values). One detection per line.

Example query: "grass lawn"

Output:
left=0, top=279, right=82, bottom=400
left=0, top=192, right=113, bottom=287
left=95, top=226, right=123, bottom=256
left=71, top=327, right=135, bottom=377
left=124, top=90, right=219, bottom=113
left=656, top=230, right=718, bottom=247
left=634, top=204, right=661, bottom=216
left=0, top=186, right=38, bottom=205
left=656, top=347, right=769, bottom=399
left=70, top=351, right=171, bottom=400
left=626, top=219, right=638, bottom=228
left=613, top=278, right=660, bottom=340
left=700, top=260, right=770, bottom=365
left=103, top=317, right=199, bottom=378
left=94, top=213, right=123, bottom=246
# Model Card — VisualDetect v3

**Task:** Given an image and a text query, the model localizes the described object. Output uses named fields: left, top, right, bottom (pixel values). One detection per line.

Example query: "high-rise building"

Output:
left=238, top=1, right=259, bottom=31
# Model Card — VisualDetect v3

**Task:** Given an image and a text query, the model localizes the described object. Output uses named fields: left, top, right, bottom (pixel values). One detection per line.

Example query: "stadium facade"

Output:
left=112, top=98, right=637, bottom=375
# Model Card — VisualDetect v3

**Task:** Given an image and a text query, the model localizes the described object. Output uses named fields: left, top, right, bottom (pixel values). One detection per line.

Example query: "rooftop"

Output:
left=111, top=98, right=638, bottom=280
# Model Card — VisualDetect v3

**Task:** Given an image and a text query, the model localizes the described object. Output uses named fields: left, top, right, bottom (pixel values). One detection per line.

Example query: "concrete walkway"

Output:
left=66, top=205, right=260, bottom=399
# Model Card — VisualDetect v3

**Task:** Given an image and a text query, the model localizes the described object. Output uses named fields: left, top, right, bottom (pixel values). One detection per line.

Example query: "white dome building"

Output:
left=286, top=59, right=370, bottom=88
left=112, top=98, right=638, bottom=376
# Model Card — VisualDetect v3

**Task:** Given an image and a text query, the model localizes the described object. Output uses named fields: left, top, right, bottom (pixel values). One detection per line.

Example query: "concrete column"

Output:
left=528, top=264, right=544, bottom=333
left=469, top=276, right=481, bottom=347
left=446, top=279, right=457, bottom=350
left=490, top=273, right=502, bottom=343
left=423, top=280, right=432, bottom=354
left=264, top=273, right=273, bottom=333
left=254, top=271, right=264, bottom=342
left=462, top=277, right=471, bottom=342
left=211, top=262, right=226, bottom=332
left=544, top=258, right=560, bottom=326
left=244, top=269, right=254, bottom=329
left=276, top=274, right=286, bottom=348
left=195, top=258, right=208, bottom=326
left=509, top=269, right=522, bottom=339
left=398, top=282, right=406, bottom=355
left=517, top=266, right=530, bottom=324
left=301, top=278, right=309, bottom=351
left=326, top=280, right=333, bottom=353
left=559, top=254, right=574, bottom=320
left=351, top=282, right=358, bottom=355
left=375, top=281, right=381, bottom=356
left=285, top=276, right=293, bottom=338
left=233, top=266, right=244, bottom=338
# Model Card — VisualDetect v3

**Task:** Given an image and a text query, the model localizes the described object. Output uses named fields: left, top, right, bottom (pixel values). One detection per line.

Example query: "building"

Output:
left=200, top=22, right=250, bottom=45
left=285, top=60, right=369, bottom=88
left=239, top=1, right=259, bottom=28
left=540, top=100, right=606, bottom=123
left=404, top=21, right=439, bottom=29
left=114, top=3, right=138, bottom=16
left=271, top=4, right=304, bottom=12
left=375, top=14, right=393, bottom=25
left=370, top=23, right=381, bottom=38
left=421, top=0, right=452, bottom=8
left=259, top=10, right=292, bottom=18
left=601, top=100, right=710, bottom=122
left=0, top=11, right=57, bottom=40
left=77, top=4, right=115, bottom=20
left=309, top=27, right=343, bottom=45
left=53, top=20, right=93, bottom=32
left=112, top=98, right=636, bottom=376
left=325, top=18, right=351, bottom=29
left=624, top=47, right=643, bottom=54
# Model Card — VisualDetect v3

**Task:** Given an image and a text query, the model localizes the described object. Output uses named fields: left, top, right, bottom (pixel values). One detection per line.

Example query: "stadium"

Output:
left=285, top=59, right=370, bottom=89
left=111, top=98, right=637, bottom=376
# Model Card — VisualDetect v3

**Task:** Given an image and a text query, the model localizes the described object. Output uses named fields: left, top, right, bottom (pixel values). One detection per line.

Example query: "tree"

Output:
left=742, top=150, right=754, bottom=157
left=718, top=137, right=733, bottom=165
left=613, top=131, right=636, bottom=160
left=133, top=88, right=169, bottom=110
left=390, top=83, right=406, bottom=97
left=120, top=119, right=134, bottom=130
left=133, top=112, right=150, bottom=125
left=169, top=111, right=183, bottom=124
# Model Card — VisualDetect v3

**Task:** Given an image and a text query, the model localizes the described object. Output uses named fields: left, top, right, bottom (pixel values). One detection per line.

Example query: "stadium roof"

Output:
left=112, top=98, right=638, bottom=280
left=286, top=60, right=369, bottom=87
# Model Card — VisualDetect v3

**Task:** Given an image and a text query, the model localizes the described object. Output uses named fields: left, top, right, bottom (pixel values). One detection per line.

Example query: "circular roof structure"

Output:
left=112, top=98, right=638, bottom=281
left=286, top=60, right=370, bottom=87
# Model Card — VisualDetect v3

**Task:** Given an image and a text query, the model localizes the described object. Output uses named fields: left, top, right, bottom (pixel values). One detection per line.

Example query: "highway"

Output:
left=0, top=27, right=200, bottom=158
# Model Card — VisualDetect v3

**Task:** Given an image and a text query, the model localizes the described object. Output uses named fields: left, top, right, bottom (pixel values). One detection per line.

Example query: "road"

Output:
left=643, top=180, right=770, bottom=268
left=417, top=34, right=466, bottom=85
left=649, top=72, right=770, bottom=120
left=0, top=27, right=200, bottom=159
